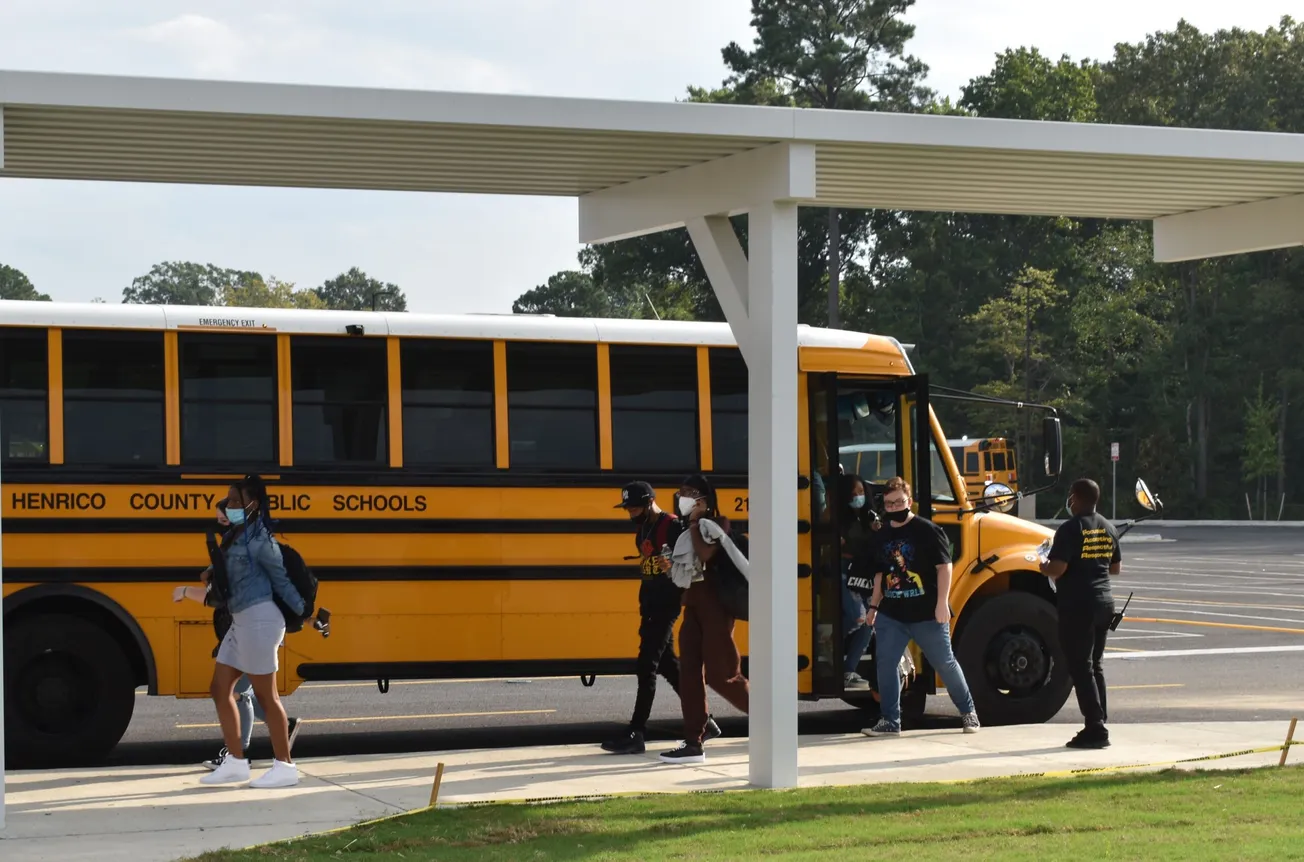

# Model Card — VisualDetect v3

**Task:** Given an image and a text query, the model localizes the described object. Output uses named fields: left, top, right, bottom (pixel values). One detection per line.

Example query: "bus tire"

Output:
left=4, top=613, right=137, bottom=767
left=954, top=591, right=1071, bottom=727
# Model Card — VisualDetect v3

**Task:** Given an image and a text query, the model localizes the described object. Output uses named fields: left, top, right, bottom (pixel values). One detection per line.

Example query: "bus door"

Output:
left=807, top=373, right=932, bottom=697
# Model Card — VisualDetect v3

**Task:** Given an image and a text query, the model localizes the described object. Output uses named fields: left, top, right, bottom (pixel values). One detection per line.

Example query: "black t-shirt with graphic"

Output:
left=634, top=512, right=685, bottom=613
left=869, top=515, right=953, bottom=623
left=1049, top=512, right=1120, bottom=608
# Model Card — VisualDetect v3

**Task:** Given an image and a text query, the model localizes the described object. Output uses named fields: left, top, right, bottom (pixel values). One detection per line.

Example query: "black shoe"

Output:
left=1066, top=727, right=1111, bottom=749
left=287, top=717, right=303, bottom=753
left=202, top=747, right=229, bottom=771
left=659, top=742, right=706, bottom=764
left=703, top=717, right=723, bottom=743
left=601, top=729, right=646, bottom=754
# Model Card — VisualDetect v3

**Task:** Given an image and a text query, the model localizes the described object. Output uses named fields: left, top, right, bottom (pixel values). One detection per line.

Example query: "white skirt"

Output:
left=216, top=600, right=285, bottom=676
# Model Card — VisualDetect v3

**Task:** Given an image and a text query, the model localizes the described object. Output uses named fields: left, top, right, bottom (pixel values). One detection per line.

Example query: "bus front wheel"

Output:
left=4, top=613, right=137, bottom=767
left=955, top=591, right=1071, bottom=726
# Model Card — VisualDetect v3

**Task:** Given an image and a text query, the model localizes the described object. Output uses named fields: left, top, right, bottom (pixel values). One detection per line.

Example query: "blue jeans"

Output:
left=841, top=560, right=873, bottom=676
left=235, top=675, right=265, bottom=749
left=873, top=612, right=975, bottom=724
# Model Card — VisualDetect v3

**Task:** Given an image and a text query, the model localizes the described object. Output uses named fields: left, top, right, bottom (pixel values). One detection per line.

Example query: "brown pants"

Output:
left=678, top=581, right=749, bottom=744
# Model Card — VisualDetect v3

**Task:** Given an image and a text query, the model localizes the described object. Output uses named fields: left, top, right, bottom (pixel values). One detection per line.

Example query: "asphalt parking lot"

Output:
left=105, top=526, right=1304, bottom=767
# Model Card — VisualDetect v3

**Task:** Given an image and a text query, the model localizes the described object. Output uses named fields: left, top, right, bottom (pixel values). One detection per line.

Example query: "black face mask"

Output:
left=629, top=510, right=651, bottom=524
left=887, top=508, right=911, bottom=524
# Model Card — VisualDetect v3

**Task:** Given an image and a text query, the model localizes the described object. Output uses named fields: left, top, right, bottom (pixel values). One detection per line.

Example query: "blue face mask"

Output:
left=226, top=505, right=247, bottom=526
left=849, top=495, right=866, bottom=510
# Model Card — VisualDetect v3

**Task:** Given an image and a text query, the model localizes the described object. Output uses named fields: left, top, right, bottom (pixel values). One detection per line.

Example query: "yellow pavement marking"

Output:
left=1104, top=646, right=1146, bottom=653
left=1129, top=616, right=1304, bottom=635
left=176, top=708, right=555, bottom=729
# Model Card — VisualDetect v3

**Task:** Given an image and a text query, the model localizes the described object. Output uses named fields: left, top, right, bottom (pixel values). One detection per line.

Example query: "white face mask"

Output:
left=678, top=496, right=698, bottom=518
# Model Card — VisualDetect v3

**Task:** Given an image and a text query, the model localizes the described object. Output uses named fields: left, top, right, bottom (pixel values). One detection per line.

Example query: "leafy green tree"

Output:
left=222, top=276, right=325, bottom=309
left=713, top=0, right=930, bottom=328
left=0, top=264, right=51, bottom=301
left=122, top=262, right=260, bottom=306
left=315, top=267, right=407, bottom=311
left=1243, top=383, right=1281, bottom=520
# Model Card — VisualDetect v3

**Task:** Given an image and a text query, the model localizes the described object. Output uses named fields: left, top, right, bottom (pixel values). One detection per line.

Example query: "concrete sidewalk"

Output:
left=1, top=720, right=1295, bottom=862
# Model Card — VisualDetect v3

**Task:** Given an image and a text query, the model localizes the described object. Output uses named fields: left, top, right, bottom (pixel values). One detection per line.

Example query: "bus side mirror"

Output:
left=1043, top=416, right=1062, bottom=478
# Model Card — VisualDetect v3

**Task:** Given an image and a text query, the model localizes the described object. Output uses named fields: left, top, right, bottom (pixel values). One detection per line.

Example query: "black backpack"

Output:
left=707, top=527, right=749, bottom=621
left=274, top=540, right=317, bottom=633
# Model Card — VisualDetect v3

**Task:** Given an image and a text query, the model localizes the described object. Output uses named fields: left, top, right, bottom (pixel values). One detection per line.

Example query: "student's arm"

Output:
left=933, top=525, right=955, bottom=623
left=1109, top=527, right=1122, bottom=576
left=1041, top=522, right=1076, bottom=581
left=868, top=571, right=884, bottom=625
left=688, top=500, right=719, bottom=562
left=257, top=539, right=305, bottom=615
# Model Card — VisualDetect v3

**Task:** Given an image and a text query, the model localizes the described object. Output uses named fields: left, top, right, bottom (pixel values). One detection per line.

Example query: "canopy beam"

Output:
left=1153, top=193, right=1304, bottom=262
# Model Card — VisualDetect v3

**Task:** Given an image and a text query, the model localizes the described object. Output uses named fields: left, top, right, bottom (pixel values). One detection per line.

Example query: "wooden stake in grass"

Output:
left=429, top=762, right=446, bottom=807
left=1281, top=719, right=1297, bottom=768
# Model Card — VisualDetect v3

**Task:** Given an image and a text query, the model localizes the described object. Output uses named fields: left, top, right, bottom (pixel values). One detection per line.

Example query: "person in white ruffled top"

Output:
left=659, top=474, right=750, bottom=765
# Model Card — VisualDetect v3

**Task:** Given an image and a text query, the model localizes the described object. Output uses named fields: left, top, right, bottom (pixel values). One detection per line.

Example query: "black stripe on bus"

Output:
left=1, top=467, right=751, bottom=489
left=297, top=654, right=811, bottom=682
left=1, top=565, right=645, bottom=584
left=0, top=517, right=749, bottom=535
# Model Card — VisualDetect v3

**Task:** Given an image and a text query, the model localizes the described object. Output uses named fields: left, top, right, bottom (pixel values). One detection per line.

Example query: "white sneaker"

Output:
left=250, top=759, right=300, bottom=789
left=199, top=755, right=250, bottom=785
left=843, top=672, right=871, bottom=691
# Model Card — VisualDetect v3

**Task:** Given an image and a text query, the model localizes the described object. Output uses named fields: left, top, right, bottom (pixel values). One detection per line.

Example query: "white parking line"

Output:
left=1104, top=645, right=1304, bottom=660
left=1109, top=627, right=1201, bottom=641
left=1126, top=605, right=1304, bottom=625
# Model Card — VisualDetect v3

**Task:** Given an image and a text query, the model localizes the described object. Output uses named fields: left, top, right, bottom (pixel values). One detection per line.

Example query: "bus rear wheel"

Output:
left=4, top=613, right=137, bottom=767
left=955, top=591, right=1071, bottom=726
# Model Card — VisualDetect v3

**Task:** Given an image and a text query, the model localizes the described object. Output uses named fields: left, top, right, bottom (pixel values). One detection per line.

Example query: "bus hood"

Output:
left=976, top=510, right=1054, bottom=560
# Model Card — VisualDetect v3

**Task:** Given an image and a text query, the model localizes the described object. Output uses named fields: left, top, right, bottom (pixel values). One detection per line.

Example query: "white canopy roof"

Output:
left=2, top=70, right=1304, bottom=225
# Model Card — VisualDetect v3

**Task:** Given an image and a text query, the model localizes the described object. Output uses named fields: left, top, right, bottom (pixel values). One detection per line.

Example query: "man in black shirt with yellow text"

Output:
left=1043, top=478, right=1121, bottom=749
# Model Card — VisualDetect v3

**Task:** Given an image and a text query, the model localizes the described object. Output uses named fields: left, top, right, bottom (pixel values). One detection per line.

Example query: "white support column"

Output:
left=744, top=200, right=800, bottom=789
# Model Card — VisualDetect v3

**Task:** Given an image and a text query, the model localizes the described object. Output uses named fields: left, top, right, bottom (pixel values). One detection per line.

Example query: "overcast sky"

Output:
left=0, top=1, right=1290, bottom=311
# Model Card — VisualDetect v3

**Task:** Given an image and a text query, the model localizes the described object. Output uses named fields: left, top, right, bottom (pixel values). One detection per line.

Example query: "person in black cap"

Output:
left=603, top=481, right=720, bottom=754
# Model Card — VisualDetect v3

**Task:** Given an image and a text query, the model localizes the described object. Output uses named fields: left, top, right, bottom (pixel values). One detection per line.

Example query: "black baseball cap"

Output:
left=615, top=481, right=656, bottom=509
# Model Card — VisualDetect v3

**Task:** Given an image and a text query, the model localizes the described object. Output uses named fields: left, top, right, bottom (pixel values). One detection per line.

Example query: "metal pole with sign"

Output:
left=1110, top=442, right=1120, bottom=520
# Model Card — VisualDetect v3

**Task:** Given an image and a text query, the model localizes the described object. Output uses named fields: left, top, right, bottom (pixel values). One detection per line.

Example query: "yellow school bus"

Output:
left=947, top=437, right=1019, bottom=499
left=0, top=301, right=1064, bottom=766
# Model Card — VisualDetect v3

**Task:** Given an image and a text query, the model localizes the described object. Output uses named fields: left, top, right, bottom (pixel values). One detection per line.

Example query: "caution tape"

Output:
left=239, top=739, right=1300, bottom=850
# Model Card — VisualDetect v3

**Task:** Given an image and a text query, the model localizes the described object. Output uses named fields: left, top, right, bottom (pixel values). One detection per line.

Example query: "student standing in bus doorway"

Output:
left=201, top=475, right=306, bottom=788
left=861, top=477, right=981, bottom=738
left=603, top=482, right=721, bottom=754
left=660, top=474, right=749, bottom=765
left=839, top=473, right=879, bottom=691
left=1042, top=478, right=1120, bottom=749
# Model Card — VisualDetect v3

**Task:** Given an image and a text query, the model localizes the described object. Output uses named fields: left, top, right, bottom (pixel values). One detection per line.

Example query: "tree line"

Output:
left=0, top=261, right=408, bottom=312
left=512, top=5, right=1304, bottom=520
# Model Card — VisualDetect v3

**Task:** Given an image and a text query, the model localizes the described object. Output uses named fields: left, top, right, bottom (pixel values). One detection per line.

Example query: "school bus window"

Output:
left=63, top=330, right=164, bottom=465
left=610, top=345, right=699, bottom=473
left=709, top=348, right=748, bottom=473
left=991, top=451, right=1007, bottom=472
left=0, top=327, right=49, bottom=462
left=965, top=451, right=979, bottom=474
left=401, top=339, right=495, bottom=468
left=291, top=336, right=388, bottom=465
left=506, top=342, right=598, bottom=470
left=179, top=334, right=277, bottom=465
